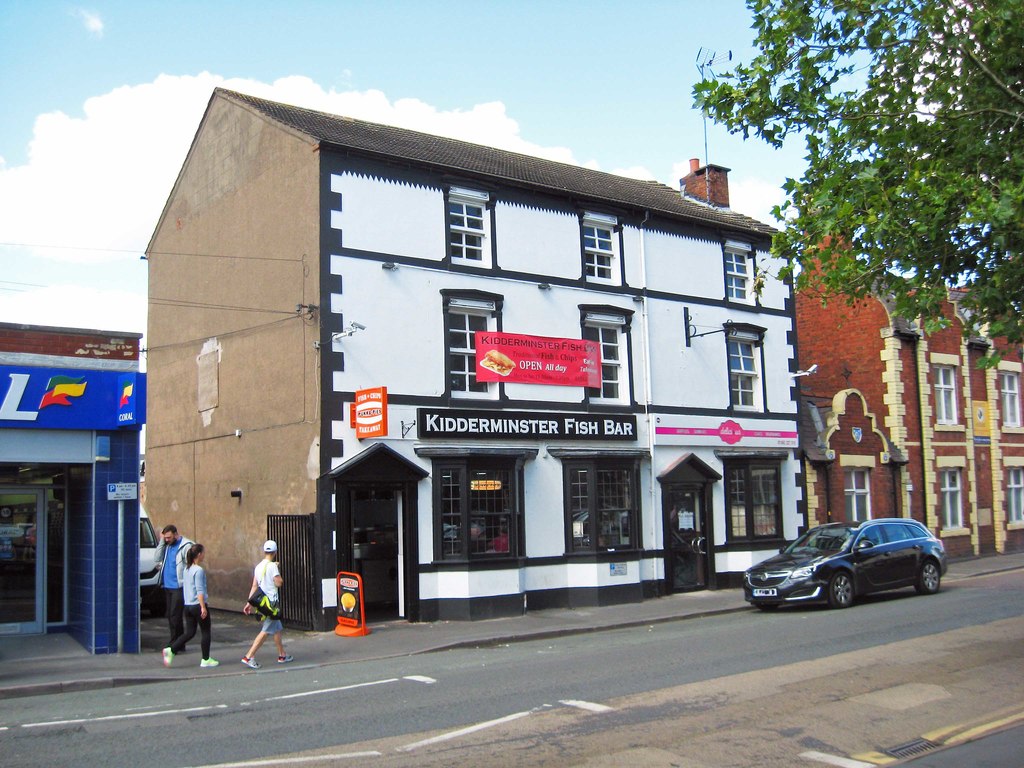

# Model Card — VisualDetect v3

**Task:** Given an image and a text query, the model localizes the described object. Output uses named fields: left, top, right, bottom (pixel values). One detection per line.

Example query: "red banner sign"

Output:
left=475, top=332, right=601, bottom=387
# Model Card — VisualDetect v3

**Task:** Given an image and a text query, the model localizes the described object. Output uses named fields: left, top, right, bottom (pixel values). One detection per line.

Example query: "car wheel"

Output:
left=827, top=571, right=854, bottom=609
left=915, top=560, right=941, bottom=595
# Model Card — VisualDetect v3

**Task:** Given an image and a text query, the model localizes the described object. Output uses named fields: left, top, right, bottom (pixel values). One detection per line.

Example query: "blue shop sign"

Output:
left=0, top=365, right=146, bottom=430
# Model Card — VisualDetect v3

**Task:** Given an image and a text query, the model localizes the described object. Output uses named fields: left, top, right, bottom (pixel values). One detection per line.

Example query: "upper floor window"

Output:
left=934, top=365, right=958, bottom=424
left=581, top=307, right=632, bottom=404
left=724, top=325, right=765, bottom=411
left=444, top=292, right=501, bottom=399
left=844, top=469, right=871, bottom=522
left=564, top=458, right=639, bottom=552
left=1000, top=371, right=1021, bottom=428
left=581, top=212, right=619, bottom=284
left=939, top=468, right=963, bottom=529
left=448, top=187, right=490, bottom=267
left=725, top=461, right=782, bottom=541
left=723, top=241, right=754, bottom=303
left=1008, top=467, right=1024, bottom=524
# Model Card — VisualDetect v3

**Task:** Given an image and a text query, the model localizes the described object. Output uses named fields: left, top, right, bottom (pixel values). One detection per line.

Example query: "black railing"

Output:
left=267, top=514, right=316, bottom=631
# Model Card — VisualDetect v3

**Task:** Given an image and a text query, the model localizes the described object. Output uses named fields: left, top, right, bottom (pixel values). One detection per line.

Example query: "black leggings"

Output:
left=170, top=604, right=212, bottom=659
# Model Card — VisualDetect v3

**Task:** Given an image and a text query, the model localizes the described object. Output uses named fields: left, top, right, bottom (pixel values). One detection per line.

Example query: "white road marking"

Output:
left=187, top=751, right=382, bottom=768
left=397, top=711, right=533, bottom=752
left=560, top=699, right=613, bottom=713
left=800, top=751, right=876, bottom=768
left=255, top=678, right=399, bottom=703
left=403, top=675, right=437, bottom=684
left=22, top=704, right=228, bottom=729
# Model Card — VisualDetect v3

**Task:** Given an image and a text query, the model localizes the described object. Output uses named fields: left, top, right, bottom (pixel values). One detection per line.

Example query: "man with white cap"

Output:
left=240, top=539, right=294, bottom=669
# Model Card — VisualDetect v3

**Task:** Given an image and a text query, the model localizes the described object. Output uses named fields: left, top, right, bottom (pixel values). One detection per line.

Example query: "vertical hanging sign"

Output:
left=352, top=386, right=388, bottom=439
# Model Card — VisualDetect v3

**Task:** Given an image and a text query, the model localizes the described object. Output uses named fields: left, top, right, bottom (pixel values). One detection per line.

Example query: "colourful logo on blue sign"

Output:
left=0, top=366, right=145, bottom=431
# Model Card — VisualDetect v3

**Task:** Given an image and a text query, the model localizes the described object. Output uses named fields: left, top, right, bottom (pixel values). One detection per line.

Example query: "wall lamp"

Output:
left=381, top=262, right=399, bottom=271
left=230, top=488, right=243, bottom=500
left=537, top=283, right=551, bottom=290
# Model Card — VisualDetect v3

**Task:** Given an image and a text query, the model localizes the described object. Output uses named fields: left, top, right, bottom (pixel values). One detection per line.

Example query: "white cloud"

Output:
left=1, top=284, right=146, bottom=336
left=74, top=9, right=104, bottom=38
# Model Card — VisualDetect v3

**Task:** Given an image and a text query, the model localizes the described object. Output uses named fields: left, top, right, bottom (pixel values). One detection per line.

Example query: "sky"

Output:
left=0, top=1, right=805, bottom=351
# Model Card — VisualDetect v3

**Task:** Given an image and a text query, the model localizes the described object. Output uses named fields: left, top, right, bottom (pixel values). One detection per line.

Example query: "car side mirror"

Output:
left=856, top=539, right=874, bottom=550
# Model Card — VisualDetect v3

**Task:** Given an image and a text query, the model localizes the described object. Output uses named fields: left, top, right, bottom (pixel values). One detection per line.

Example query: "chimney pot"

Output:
left=689, top=158, right=701, bottom=173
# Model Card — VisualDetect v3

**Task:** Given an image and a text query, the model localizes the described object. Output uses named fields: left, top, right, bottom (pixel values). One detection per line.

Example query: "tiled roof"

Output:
left=217, top=88, right=777, bottom=238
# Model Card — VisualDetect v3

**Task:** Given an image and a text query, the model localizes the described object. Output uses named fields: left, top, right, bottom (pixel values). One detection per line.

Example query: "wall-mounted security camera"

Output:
left=350, top=322, right=366, bottom=331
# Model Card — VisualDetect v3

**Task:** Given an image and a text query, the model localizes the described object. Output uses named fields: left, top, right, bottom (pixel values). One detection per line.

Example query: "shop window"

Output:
left=844, top=468, right=871, bottom=522
left=436, top=459, right=516, bottom=560
left=564, top=459, right=639, bottom=552
left=725, top=461, right=782, bottom=541
left=939, top=468, right=963, bottom=529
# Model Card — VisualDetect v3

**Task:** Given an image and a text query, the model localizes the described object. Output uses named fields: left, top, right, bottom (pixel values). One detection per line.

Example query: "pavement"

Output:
left=1, top=552, right=1021, bottom=700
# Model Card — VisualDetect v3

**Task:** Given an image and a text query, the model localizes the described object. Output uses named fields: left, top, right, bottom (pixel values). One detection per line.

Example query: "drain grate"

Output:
left=884, top=738, right=941, bottom=759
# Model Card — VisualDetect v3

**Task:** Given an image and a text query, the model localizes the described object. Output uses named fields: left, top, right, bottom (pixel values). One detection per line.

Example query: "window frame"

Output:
left=844, top=468, right=871, bottom=523
left=581, top=212, right=620, bottom=285
left=443, top=291, right=502, bottom=400
left=580, top=306, right=633, bottom=406
left=447, top=187, right=491, bottom=268
left=999, top=371, right=1021, bottom=428
left=562, top=458, right=640, bottom=554
left=433, top=457, right=520, bottom=562
left=723, top=240, right=754, bottom=303
left=725, top=324, right=766, bottom=412
left=934, top=365, right=958, bottom=425
left=1007, top=467, right=1024, bottom=524
left=939, top=468, right=964, bottom=529
left=724, top=460, right=783, bottom=542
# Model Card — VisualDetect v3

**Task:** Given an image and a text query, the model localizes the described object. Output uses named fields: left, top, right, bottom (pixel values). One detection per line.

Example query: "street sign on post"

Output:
left=107, top=483, right=138, bottom=500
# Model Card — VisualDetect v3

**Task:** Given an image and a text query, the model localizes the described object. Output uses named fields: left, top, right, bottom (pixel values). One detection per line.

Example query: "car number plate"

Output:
left=753, top=588, right=777, bottom=597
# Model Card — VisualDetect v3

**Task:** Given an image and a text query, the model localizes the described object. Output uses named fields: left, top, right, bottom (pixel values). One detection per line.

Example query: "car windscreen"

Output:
left=785, top=526, right=855, bottom=554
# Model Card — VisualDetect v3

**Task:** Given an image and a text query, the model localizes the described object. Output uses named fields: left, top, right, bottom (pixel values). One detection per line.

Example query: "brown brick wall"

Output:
left=0, top=323, right=140, bottom=361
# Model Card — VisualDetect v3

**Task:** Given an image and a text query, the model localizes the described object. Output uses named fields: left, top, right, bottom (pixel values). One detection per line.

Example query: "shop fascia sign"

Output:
left=0, top=365, right=145, bottom=430
left=417, top=407, right=637, bottom=441
left=475, top=332, right=600, bottom=388
left=655, top=418, right=798, bottom=447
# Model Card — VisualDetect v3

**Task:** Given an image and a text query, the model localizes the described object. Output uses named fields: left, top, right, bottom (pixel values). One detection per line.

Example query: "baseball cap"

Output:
left=263, top=539, right=278, bottom=553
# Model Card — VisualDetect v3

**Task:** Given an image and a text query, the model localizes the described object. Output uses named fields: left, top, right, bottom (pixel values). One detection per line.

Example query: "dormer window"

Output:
left=582, top=212, right=620, bottom=285
left=448, top=187, right=491, bottom=267
left=724, top=240, right=754, bottom=303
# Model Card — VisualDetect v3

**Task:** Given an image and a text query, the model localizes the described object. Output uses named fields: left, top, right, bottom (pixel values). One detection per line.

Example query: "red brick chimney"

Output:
left=680, top=158, right=731, bottom=208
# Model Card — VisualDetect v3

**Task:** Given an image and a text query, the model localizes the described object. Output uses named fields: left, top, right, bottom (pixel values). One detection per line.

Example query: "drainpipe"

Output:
left=637, top=210, right=658, bottom=572
left=911, top=334, right=932, bottom=528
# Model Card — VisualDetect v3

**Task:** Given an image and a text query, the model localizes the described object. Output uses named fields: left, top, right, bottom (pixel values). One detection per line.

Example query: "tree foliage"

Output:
left=695, top=0, right=1024, bottom=350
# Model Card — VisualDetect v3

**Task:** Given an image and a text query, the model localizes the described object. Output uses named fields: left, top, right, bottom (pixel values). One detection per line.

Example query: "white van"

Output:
left=140, top=507, right=164, bottom=616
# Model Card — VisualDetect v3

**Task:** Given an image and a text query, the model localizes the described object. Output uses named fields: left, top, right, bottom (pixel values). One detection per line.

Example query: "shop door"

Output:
left=349, top=488, right=401, bottom=619
left=665, top=485, right=707, bottom=592
left=0, top=489, right=45, bottom=633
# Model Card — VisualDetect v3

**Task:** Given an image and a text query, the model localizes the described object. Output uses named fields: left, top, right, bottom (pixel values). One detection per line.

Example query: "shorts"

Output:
left=261, top=618, right=284, bottom=634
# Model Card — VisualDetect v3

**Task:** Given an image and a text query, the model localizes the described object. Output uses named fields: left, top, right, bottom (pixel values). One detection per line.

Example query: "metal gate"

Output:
left=267, top=514, right=316, bottom=631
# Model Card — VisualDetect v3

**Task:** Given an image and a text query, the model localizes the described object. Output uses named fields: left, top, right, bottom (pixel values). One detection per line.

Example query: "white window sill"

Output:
left=935, top=423, right=966, bottom=432
left=940, top=527, right=970, bottom=538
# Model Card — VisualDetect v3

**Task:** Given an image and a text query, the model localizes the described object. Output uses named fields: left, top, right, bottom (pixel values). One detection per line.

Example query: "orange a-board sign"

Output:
left=335, top=571, right=370, bottom=637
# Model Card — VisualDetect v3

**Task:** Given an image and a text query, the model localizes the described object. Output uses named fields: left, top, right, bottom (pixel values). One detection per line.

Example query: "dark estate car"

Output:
left=744, top=518, right=947, bottom=610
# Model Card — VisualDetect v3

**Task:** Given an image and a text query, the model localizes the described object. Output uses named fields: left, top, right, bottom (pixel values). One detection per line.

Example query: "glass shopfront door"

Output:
left=0, top=489, right=45, bottom=633
left=665, top=485, right=707, bottom=591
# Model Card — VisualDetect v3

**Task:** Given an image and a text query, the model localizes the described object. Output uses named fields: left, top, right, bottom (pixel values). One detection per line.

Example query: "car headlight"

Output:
left=790, top=565, right=815, bottom=580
